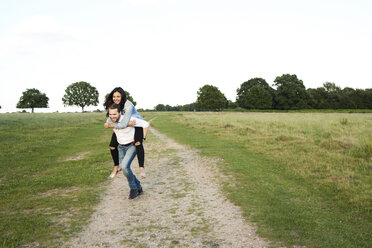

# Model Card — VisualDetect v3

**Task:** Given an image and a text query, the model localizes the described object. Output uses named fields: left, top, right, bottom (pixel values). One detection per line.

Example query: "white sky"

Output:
left=0, top=0, right=371, bottom=113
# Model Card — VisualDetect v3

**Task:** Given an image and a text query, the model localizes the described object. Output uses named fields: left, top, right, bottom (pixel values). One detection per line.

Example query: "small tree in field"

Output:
left=62, top=81, right=99, bottom=112
left=195, top=84, right=227, bottom=111
left=16, top=88, right=49, bottom=113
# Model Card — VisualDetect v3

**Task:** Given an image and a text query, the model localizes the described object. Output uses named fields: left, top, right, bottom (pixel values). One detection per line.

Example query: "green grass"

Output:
left=143, top=112, right=372, bottom=248
left=0, top=113, right=112, bottom=247
left=193, top=108, right=372, bottom=113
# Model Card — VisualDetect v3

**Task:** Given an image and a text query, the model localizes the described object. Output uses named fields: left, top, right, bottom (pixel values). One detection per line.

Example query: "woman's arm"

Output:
left=107, top=101, right=135, bottom=129
left=106, top=117, right=135, bottom=128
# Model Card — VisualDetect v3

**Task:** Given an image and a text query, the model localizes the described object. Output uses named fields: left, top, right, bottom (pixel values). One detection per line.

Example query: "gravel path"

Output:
left=63, top=127, right=268, bottom=248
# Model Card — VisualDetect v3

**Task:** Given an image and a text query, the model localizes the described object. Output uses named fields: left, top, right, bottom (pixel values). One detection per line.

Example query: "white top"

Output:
left=113, top=116, right=135, bottom=145
left=131, top=117, right=150, bottom=128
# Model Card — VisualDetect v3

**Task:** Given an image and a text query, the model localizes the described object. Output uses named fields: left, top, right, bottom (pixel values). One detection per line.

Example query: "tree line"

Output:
left=15, top=74, right=372, bottom=113
left=155, top=74, right=372, bottom=111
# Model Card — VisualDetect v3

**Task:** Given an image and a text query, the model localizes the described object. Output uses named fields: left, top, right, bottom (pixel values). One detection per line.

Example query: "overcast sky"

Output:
left=1, top=0, right=371, bottom=113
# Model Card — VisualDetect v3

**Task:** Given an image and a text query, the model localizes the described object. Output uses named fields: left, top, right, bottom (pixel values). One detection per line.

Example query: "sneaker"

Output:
left=128, top=189, right=139, bottom=199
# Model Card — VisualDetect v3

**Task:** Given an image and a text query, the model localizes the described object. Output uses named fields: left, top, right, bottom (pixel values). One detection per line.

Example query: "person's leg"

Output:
left=142, top=127, right=148, bottom=140
left=109, top=132, right=120, bottom=178
left=132, top=117, right=149, bottom=139
left=134, top=127, right=146, bottom=178
left=136, top=145, right=145, bottom=177
left=119, top=145, right=142, bottom=198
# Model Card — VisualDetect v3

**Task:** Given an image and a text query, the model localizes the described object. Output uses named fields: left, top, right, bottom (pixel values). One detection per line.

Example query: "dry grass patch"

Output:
left=62, top=151, right=91, bottom=161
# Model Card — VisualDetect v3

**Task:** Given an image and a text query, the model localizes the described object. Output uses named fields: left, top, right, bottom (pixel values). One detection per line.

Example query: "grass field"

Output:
left=1, top=111, right=371, bottom=247
left=143, top=111, right=372, bottom=248
left=0, top=113, right=112, bottom=247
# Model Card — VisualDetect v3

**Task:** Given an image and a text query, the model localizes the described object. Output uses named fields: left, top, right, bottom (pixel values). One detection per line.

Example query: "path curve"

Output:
left=63, top=127, right=268, bottom=247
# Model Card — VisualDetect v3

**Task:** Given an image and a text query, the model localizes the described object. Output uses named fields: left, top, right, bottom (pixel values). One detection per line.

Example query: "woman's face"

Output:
left=113, top=91, right=122, bottom=105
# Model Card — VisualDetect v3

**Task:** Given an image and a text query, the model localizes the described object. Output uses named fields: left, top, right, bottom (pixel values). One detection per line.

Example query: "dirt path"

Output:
left=63, top=127, right=268, bottom=247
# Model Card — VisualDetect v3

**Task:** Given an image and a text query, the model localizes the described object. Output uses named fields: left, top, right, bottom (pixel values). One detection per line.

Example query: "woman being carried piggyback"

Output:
left=103, top=87, right=149, bottom=179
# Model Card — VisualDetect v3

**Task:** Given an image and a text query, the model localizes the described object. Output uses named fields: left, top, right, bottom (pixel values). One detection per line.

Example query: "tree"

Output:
left=323, top=82, right=343, bottom=109
left=181, top=103, right=195, bottom=111
left=363, top=89, right=372, bottom=109
left=195, top=85, right=227, bottom=111
left=273, top=74, right=311, bottom=109
left=16, top=88, right=49, bottom=113
left=62, top=81, right=99, bottom=112
left=236, top=78, right=274, bottom=109
left=155, top=104, right=166, bottom=111
left=227, top=100, right=238, bottom=109
left=307, top=87, right=328, bottom=109
left=341, top=87, right=357, bottom=109
left=244, top=85, right=273, bottom=109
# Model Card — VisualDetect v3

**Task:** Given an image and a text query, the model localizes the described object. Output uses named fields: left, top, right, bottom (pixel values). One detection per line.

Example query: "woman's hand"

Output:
left=128, top=120, right=136, bottom=127
left=105, top=123, right=114, bottom=128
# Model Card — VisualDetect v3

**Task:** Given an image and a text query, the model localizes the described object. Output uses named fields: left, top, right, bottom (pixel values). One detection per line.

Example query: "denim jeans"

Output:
left=118, top=144, right=141, bottom=190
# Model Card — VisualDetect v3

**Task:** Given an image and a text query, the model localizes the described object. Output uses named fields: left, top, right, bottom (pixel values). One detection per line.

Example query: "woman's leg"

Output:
left=132, top=117, right=149, bottom=139
left=143, top=127, right=148, bottom=139
left=134, top=127, right=145, bottom=178
left=109, top=132, right=120, bottom=178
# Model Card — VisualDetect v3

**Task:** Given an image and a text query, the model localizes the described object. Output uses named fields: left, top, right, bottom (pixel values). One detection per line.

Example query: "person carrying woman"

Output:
left=103, top=87, right=149, bottom=179
left=105, top=103, right=143, bottom=199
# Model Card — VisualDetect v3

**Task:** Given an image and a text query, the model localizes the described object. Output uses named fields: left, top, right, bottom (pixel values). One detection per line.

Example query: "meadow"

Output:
left=144, top=111, right=372, bottom=248
left=0, top=111, right=371, bottom=247
left=0, top=113, right=111, bottom=247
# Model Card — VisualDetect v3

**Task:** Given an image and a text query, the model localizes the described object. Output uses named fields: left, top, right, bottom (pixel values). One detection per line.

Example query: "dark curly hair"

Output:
left=104, top=87, right=127, bottom=111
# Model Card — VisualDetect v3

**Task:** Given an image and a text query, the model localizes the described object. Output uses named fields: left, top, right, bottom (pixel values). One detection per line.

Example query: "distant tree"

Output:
left=195, top=85, right=227, bottom=111
left=170, top=105, right=182, bottom=111
left=351, top=88, right=372, bottom=109
left=62, top=81, right=99, bottom=112
left=227, top=100, right=238, bottom=109
left=273, top=74, right=311, bottom=109
left=363, top=89, right=372, bottom=109
left=16, top=88, right=49, bottom=113
left=341, top=87, right=357, bottom=109
left=307, top=87, right=328, bottom=109
left=161, top=104, right=178, bottom=111
left=244, top=85, right=272, bottom=109
left=165, top=104, right=172, bottom=111
left=323, top=82, right=343, bottom=109
left=181, top=103, right=195, bottom=111
left=352, top=89, right=366, bottom=109
left=236, top=78, right=274, bottom=109
left=155, top=104, right=166, bottom=111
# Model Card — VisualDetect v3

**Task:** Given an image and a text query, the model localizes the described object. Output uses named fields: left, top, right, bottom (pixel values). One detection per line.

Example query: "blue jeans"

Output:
left=118, top=144, right=141, bottom=190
